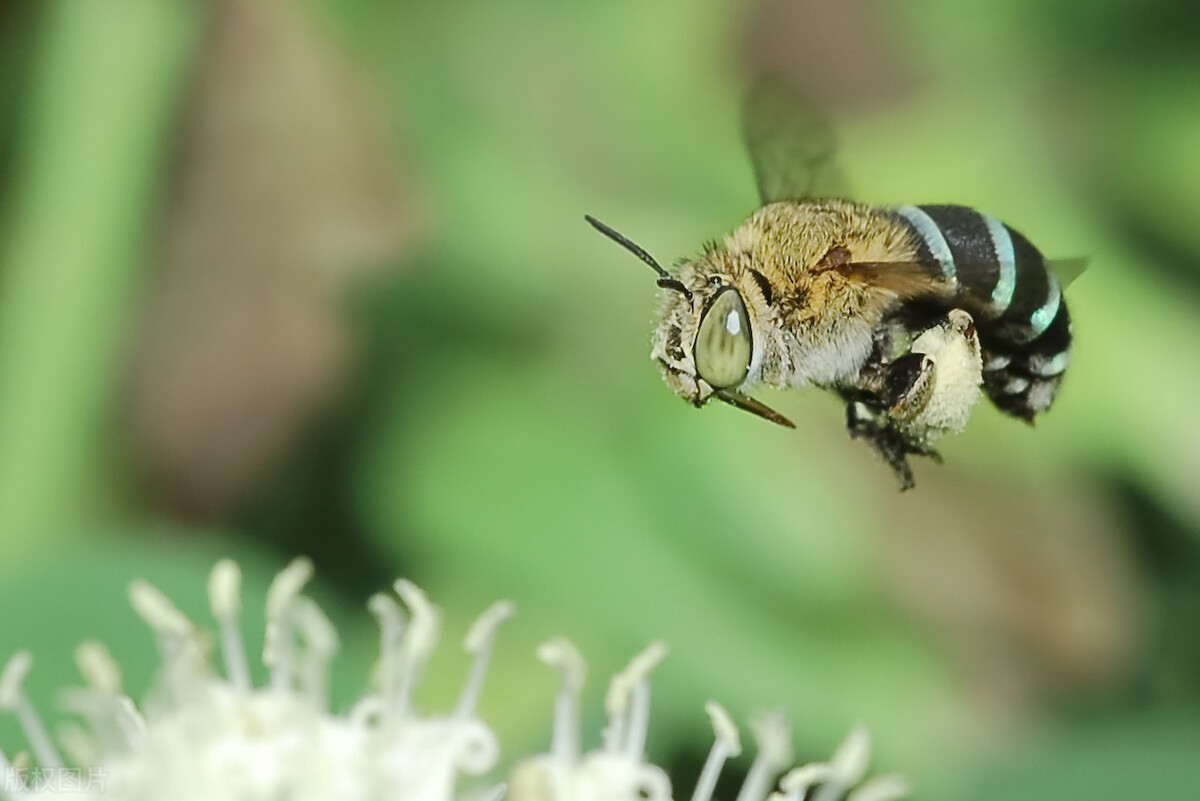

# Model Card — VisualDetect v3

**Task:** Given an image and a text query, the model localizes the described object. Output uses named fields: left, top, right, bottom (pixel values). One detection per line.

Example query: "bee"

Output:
left=586, top=81, right=1074, bottom=489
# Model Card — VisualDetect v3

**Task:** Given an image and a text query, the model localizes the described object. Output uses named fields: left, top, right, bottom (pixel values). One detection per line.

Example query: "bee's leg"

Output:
left=892, top=454, right=916, bottom=492
left=844, top=399, right=881, bottom=440
left=879, top=352, right=944, bottom=463
left=846, top=308, right=979, bottom=489
left=883, top=352, right=935, bottom=422
left=844, top=400, right=934, bottom=491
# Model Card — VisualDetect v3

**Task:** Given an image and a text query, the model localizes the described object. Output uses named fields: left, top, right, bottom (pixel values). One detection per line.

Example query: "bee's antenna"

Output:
left=585, top=215, right=668, bottom=277
left=585, top=215, right=693, bottom=300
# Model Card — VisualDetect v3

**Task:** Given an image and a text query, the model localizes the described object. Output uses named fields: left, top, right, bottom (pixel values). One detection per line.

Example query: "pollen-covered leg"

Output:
left=892, top=308, right=983, bottom=443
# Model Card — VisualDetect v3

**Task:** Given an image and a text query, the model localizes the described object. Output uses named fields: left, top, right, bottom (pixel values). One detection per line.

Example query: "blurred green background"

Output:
left=1, top=0, right=1199, bottom=798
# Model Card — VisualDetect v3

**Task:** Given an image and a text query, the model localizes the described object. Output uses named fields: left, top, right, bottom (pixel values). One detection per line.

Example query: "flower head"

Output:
left=0, top=559, right=908, bottom=801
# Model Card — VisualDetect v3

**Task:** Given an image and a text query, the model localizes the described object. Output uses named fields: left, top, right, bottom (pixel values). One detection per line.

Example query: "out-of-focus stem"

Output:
left=0, top=0, right=200, bottom=547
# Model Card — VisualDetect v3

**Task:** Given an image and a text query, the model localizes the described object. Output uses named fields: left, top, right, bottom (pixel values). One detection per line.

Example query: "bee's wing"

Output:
left=842, top=257, right=1089, bottom=298
left=743, top=79, right=846, bottom=203
left=837, top=260, right=949, bottom=299
left=1049, top=257, right=1087, bottom=288
left=842, top=256, right=1086, bottom=327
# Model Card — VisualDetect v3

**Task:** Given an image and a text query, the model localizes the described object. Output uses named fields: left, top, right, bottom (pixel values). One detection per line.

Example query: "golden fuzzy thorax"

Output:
left=651, top=199, right=923, bottom=406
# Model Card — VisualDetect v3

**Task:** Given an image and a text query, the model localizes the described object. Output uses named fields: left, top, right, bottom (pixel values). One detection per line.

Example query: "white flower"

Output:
left=0, top=559, right=909, bottom=801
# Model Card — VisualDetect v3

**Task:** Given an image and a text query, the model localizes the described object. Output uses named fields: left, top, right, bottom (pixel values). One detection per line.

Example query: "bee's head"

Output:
left=651, top=273, right=751, bottom=402
left=586, top=215, right=794, bottom=428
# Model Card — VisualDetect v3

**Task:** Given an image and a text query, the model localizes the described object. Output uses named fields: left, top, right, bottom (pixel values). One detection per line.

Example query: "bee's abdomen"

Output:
left=892, top=204, right=1071, bottom=421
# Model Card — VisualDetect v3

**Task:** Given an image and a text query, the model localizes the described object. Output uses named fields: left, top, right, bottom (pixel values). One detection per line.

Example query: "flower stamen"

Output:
left=456, top=600, right=515, bottom=720
left=208, top=558, right=251, bottom=692
left=691, top=701, right=742, bottom=801
left=603, top=640, right=668, bottom=759
left=0, top=652, right=62, bottom=770
left=846, top=774, right=911, bottom=801
left=293, top=596, right=339, bottom=711
left=0, top=745, right=26, bottom=800
left=393, top=579, right=441, bottom=721
left=737, top=710, right=792, bottom=801
left=368, top=591, right=406, bottom=715
left=812, top=725, right=870, bottom=801
left=263, top=556, right=314, bottom=691
left=536, top=638, right=586, bottom=768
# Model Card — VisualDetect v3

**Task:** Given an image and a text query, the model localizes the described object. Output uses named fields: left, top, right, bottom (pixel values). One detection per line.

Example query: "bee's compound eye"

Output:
left=695, top=289, right=752, bottom=389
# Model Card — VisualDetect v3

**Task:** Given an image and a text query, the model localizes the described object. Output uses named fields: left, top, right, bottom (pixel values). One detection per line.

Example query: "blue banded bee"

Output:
left=587, top=82, right=1074, bottom=489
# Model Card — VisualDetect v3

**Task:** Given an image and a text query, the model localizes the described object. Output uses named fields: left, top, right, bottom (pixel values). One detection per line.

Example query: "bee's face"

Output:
left=651, top=265, right=760, bottom=408
left=585, top=213, right=795, bottom=428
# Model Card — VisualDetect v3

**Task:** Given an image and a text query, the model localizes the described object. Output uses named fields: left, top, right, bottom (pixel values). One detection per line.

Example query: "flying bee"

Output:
left=586, top=81, right=1075, bottom=489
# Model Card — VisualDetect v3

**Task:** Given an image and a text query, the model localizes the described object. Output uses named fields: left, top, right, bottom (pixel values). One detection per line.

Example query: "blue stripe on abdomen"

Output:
left=982, top=214, right=1016, bottom=314
left=1026, top=274, right=1061, bottom=341
left=895, top=205, right=957, bottom=285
